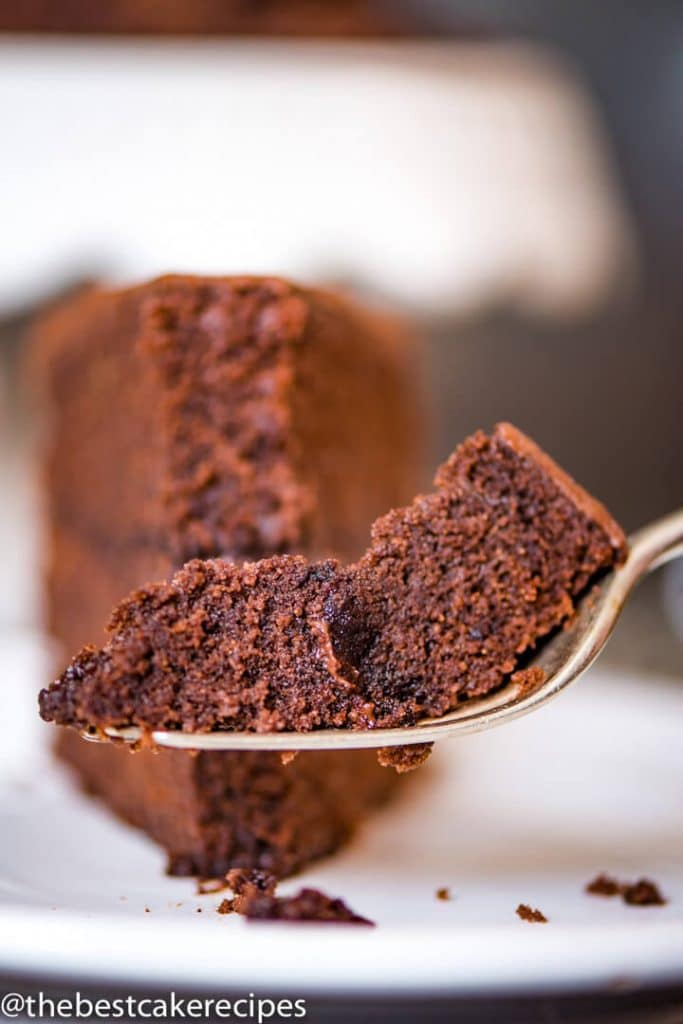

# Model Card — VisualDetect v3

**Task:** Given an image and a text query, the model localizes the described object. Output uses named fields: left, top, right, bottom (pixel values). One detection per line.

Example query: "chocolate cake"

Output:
left=30, top=273, right=421, bottom=878
left=40, top=424, right=626, bottom=740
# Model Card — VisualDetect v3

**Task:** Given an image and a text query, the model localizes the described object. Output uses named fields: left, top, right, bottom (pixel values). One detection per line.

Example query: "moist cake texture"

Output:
left=40, top=423, right=626, bottom=739
left=30, top=273, right=421, bottom=878
left=54, top=741, right=397, bottom=879
left=33, top=273, right=418, bottom=636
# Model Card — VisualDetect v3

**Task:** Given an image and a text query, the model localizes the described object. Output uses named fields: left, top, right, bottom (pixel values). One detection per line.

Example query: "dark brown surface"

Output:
left=31, top=273, right=421, bottom=878
left=40, top=424, right=626, bottom=738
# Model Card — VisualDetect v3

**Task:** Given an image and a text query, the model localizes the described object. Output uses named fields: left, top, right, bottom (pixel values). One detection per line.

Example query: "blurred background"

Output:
left=0, top=0, right=681, bottom=667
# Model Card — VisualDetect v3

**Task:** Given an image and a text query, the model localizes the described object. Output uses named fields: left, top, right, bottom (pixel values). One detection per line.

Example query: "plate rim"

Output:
left=1, top=906, right=682, bottom=995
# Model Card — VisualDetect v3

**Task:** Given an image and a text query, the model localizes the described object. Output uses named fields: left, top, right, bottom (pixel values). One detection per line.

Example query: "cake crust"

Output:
left=493, top=423, right=626, bottom=551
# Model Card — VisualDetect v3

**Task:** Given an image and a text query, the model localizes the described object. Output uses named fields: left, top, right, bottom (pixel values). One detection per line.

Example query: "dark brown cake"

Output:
left=33, top=274, right=419, bottom=630
left=53, top=741, right=397, bottom=879
left=30, top=273, right=422, bottom=878
left=40, top=424, right=626, bottom=738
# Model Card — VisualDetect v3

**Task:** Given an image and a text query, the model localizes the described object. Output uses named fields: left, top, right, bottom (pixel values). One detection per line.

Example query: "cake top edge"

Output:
left=493, top=421, right=627, bottom=555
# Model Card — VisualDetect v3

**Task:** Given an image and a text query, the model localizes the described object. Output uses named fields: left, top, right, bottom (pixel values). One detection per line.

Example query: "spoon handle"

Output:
left=628, top=508, right=683, bottom=578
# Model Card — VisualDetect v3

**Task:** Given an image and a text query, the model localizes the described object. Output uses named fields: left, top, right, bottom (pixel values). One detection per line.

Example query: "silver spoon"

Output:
left=92, top=509, right=683, bottom=753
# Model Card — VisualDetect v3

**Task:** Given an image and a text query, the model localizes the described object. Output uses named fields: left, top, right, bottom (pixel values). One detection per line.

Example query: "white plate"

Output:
left=0, top=632, right=681, bottom=995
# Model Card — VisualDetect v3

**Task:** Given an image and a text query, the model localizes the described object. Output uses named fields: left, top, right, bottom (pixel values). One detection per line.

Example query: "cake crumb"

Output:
left=219, top=868, right=373, bottom=925
left=144, top=907, right=150, bottom=913
left=622, top=879, right=666, bottom=906
left=226, top=868, right=278, bottom=907
left=243, top=887, right=374, bottom=926
left=280, top=751, right=299, bottom=766
left=585, top=873, right=667, bottom=906
left=516, top=903, right=547, bottom=923
left=196, top=907, right=203, bottom=913
left=436, top=887, right=452, bottom=901
left=585, top=873, right=622, bottom=897
left=377, top=743, right=433, bottom=773
left=510, top=666, right=546, bottom=698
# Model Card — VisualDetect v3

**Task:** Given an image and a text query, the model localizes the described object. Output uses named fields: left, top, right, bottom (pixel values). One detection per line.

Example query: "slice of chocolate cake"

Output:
left=40, top=424, right=626, bottom=740
left=30, top=274, right=422, bottom=878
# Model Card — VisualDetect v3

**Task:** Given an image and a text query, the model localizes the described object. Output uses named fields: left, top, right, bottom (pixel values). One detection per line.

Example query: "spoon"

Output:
left=92, top=509, right=683, bottom=753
